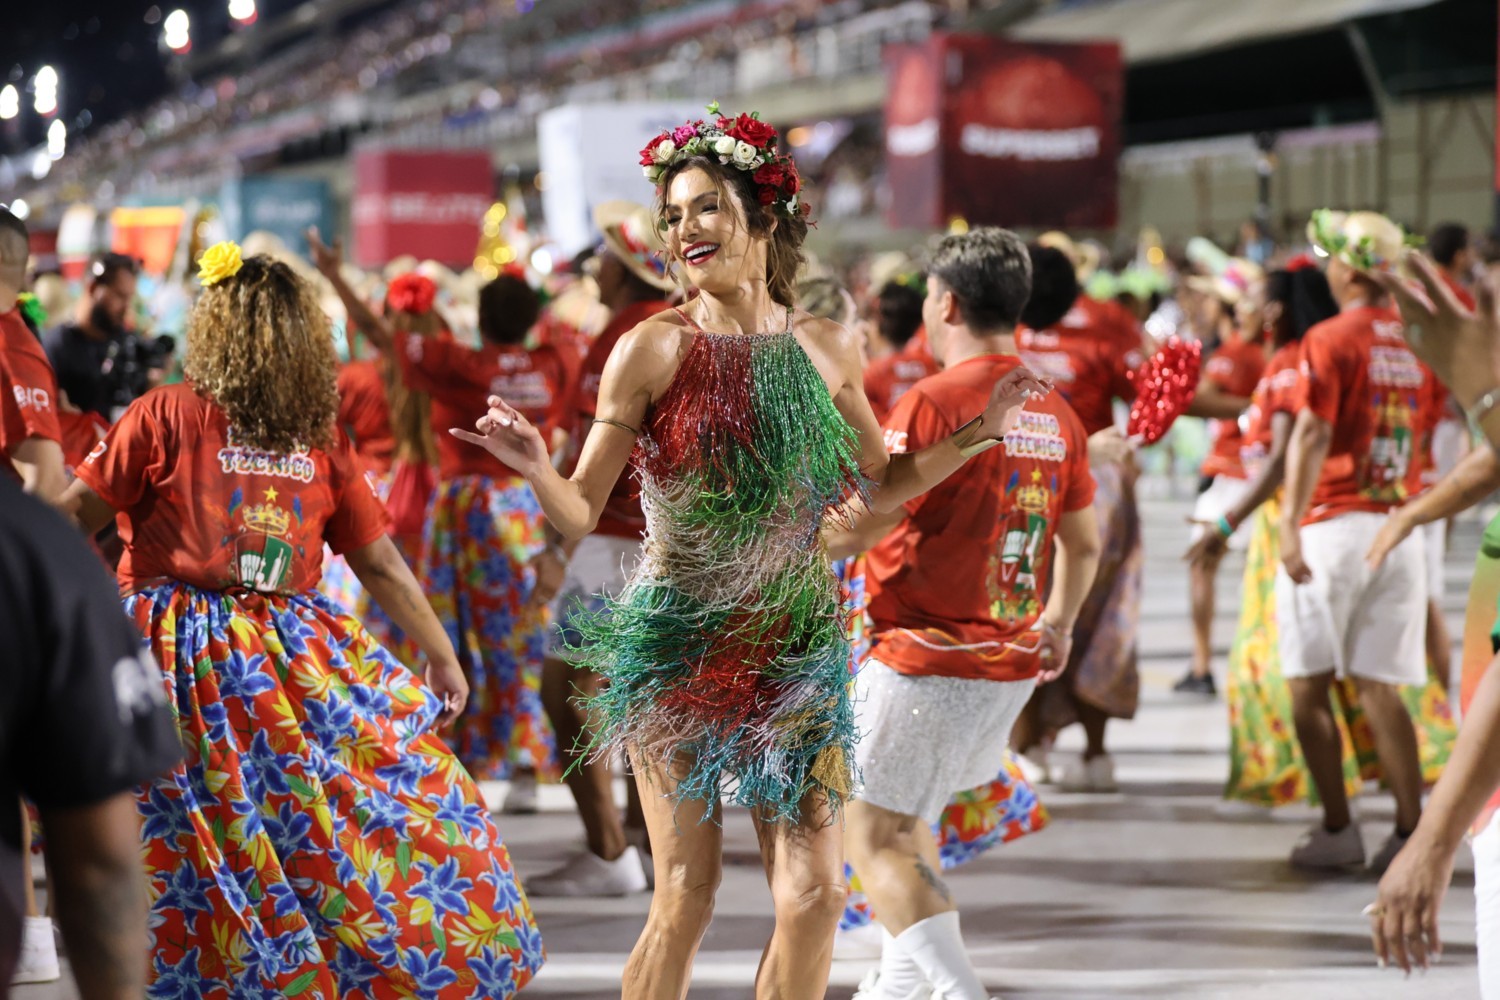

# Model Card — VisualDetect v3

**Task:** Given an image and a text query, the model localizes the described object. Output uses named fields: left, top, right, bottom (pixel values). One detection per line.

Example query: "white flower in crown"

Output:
left=653, top=139, right=677, bottom=164
left=713, top=136, right=737, bottom=157
left=643, top=165, right=663, bottom=182
left=732, top=141, right=757, bottom=167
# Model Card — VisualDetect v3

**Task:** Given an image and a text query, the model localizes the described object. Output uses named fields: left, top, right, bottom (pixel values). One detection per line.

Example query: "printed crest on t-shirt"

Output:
left=988, top=468, right=1055, bottom=624
left=227, top=484, right=300, bottom=592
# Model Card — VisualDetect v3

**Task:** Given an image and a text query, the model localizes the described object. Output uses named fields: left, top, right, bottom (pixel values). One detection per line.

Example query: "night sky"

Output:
left=0, top=0, right=316, bottom=153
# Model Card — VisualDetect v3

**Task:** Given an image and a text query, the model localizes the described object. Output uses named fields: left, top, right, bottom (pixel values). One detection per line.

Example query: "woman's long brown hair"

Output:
left=655, top=157, right=809, bottom=308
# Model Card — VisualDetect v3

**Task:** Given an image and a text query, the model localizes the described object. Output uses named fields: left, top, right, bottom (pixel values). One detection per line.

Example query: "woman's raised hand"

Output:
left=450, top=395, right=550, bottom=475
left=982, top=365, right=1053, bottom=440
left=1368, top=252, right=1500, bottom=405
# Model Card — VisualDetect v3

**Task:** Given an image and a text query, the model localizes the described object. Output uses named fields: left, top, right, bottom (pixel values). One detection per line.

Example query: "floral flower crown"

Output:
left=639, top=102, right=808, bottom=221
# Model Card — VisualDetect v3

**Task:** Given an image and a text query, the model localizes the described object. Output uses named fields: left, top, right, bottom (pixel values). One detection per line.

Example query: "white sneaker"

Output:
left=11, top=916, right=59, bottom=984
left=625, top=826, right=654, bottom=890
left=853, top=969, right=933, bottom=1000
left=525, top=846, right=649, bottom=897
left=1289, top=823, right=1366, bottom=870
left=501, top=772, right=539, bottom=815
left=1014, top=749, right=1050, bottom=785
left=833, top=921, right=885, bottom=961
left=1368, top=831, right=1410, bottom=875
left=1057, top=754, right=1117, bottom=793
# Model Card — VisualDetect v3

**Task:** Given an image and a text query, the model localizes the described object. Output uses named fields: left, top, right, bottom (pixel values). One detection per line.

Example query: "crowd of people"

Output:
left=3, top=97, right=1500, bottom=1000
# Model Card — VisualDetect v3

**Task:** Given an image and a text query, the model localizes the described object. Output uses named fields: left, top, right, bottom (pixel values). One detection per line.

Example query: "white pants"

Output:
left=1276, top=512, right=1427, bottom=685
left=1476, top=818, right=1500, bottom=998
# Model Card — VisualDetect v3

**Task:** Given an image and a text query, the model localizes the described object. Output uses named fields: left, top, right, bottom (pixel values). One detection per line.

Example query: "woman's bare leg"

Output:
left=622, top=752, right=723, bottom=1000
left=750, top=791, right=846, bottom=1000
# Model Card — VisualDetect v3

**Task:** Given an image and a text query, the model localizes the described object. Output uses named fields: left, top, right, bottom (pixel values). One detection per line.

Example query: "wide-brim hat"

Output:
left=1038, top=231, right=1102, bottom=282
left=593, top=200, right=676, bottom=293
left=1307, top=209, right=1409, bottom=271
left=1186, top=257, right=1263, bottom=306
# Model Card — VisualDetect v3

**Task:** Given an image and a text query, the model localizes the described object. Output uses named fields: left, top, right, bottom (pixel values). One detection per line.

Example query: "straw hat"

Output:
left=1306, top=209, right=1410, bottom=271
left=1038, top=231, right=1102, bottom=282
left=1186, top=258, right=1263, bottom=305
left=593, top=201, right=676, bottom=293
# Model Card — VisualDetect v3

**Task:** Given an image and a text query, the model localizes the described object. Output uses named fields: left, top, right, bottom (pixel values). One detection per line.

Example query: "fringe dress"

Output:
left=569, top=321, right=865, bottom=821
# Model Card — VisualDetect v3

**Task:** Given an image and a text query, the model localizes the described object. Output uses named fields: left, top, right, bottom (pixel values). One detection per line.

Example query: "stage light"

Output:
left=8, top=199, right=28, bottom=221
left=31, top=151, right=50, bottom=180
left=0, top=85, right=17, bottom=121
left=47, top=119, right=65, bottom=159
left=33, top=66, right=58, bottom=116
left=530, top=248, right=554, bottom=274
left=228, top=0, right=258, bottom=25
left=164, top=10, right=192, bottom=53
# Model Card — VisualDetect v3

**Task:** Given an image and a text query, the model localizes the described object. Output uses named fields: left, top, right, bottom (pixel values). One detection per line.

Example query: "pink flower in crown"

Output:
left=672, top=125, right=698, bottom=146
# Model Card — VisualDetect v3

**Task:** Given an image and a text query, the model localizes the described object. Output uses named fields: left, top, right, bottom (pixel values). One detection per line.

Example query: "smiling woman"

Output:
left=451, top=102, right=1050, bottom=1000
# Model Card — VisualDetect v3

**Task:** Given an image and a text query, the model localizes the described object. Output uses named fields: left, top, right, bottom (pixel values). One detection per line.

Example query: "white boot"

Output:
left=11, top=916, right=59, bottom=984
left=891, top=911, right=991, bottom=1000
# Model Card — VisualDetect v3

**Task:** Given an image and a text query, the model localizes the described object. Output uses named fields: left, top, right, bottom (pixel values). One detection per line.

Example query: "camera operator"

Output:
left=43, top=254, right=171, bottom=422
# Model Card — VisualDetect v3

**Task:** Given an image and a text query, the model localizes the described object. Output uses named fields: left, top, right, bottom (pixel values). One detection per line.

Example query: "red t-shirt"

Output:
left=1200, top=332, right=1267, bottom=480
left=578, top=299, right=670, bottom=538
left=336, top=359, right=396, bottom=475
left=1299, top=306, right=1440, bottom=525
left=58, top=409, right=108, bottom=478
left=0, top=308, right=63, bottom=476
left=75, top=384, right=389, bottom=595
left=395, top=333, right=566, bottom=481
left=867, top=355, right=1096, bottom=683
left=864, top=335, right=940, bottom=424
left=1017, top=301, right=1143, bottom=437
left=1240, top=342, right=1303, bottom=474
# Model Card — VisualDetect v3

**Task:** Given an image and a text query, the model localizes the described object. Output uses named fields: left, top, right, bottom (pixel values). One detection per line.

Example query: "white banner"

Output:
left=538, top=101, right=702, bottom=258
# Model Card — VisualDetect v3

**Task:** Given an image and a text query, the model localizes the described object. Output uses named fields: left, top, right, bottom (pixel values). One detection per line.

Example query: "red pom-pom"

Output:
left=385, top=273, right=437, bottom=316
left=1126, top=336, right=1202, bottom=445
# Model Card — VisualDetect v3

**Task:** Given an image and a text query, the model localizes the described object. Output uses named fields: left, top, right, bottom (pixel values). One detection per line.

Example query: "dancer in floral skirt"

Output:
left=60, top=244, right=543, bottom=999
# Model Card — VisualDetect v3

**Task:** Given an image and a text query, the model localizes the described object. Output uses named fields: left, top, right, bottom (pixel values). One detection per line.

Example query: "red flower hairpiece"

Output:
left=386, top=273, right=437, bottom=315
left=638, top=101, right=810, bottom=221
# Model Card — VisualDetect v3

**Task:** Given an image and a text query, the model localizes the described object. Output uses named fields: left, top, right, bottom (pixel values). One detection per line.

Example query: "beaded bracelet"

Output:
left=1216, top=515, right=1235, bottom=539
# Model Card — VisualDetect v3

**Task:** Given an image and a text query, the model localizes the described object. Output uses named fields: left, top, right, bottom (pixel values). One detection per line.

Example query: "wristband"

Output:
left=1216, top=515, right=1235, bottom=539
left=1469, top=388, right=1500, bottom=429
left=953, top=415, right=1002, bottom=458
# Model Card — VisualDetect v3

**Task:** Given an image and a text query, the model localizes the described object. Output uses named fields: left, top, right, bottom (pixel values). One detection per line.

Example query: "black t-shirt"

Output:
left=42, top=323, right=118, bottom=419
left=0, top=476, right=180, bottom=978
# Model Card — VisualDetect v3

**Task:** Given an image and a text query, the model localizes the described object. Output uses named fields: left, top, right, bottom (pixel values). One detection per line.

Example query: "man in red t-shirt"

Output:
left=0, top=211, right=66, bottom=504
left=863, top=280, right=939, bottom=422
left=833, top=229, right=1100, bottom=1000
left=531, top=202, right=674, bottom=898
left=1177, top=274, right=1264, bottom=695
left=1279, top=211, right=1441, bottom=874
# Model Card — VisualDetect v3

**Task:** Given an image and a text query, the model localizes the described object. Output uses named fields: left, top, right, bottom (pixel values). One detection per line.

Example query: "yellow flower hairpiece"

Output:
left=198, top=241, right=244, bottom=287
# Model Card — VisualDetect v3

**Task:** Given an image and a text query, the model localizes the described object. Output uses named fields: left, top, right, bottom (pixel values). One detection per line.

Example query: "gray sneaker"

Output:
left=1289, top=823, right=1365, bottom=870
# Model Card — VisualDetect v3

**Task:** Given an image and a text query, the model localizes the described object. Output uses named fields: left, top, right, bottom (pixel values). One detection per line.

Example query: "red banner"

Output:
left=352, top=150, right=494, bottom=269
left=885, top=34, right=1122, bottom=231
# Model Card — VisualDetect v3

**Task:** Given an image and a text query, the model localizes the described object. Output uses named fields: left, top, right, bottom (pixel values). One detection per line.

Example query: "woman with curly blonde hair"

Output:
left=60, top=246, right=544, bottom=998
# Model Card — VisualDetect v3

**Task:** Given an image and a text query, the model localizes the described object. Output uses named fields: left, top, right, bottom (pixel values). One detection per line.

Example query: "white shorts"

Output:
left=1475, top=817, right=1500, bottom=998
left=547, top=534, right=641, bottom=659
left=853, top=658, right=1036, bottom=824
left=1276, top=512, right=1427, bottom=686
left=1191, top=475, right=1252, bottom=551
left=1433, top=417, right=1469, bottom=478
left=1423, top=519, right=1446, bottom=601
